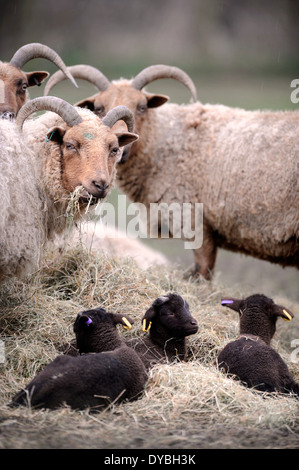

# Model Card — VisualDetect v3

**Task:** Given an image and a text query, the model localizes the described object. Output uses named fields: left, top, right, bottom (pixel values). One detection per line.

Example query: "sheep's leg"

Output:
left=185, top=227, right=217, bottom=280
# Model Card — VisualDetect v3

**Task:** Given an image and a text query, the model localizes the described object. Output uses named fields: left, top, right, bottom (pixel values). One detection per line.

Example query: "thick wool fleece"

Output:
left=0, top=107, right=114, bottom=281
left=117, top=102, right=299, bottom=269
left=0, top=119, right=43, bottom=280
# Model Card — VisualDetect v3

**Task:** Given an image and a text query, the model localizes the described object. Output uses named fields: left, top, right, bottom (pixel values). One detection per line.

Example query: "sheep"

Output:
left=45, top=64, right=299, bottom=280
left=217, top=294, right=299, bottom=397
left=0, top=97, right=138, bottom=281
left=125, top=294, right=199, bottom=370
left=10, top=307, right=148, bottom=411
left=0, top=42, right=77, bottom=118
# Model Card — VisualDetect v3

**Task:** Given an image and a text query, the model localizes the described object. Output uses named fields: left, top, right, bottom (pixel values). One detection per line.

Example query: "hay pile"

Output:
left=0, top=247, right=298, bottom=449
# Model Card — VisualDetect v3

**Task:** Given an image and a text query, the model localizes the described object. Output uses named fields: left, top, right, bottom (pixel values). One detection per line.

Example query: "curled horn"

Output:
left=44, top=64, right=110, bottom=96
left=102, top=105, right=135, bottom=132
left=16, top=96, right=83, bottom=131
left=132, top=64, right=197, bottom=101
left=9, top=42, right=78, bottom=88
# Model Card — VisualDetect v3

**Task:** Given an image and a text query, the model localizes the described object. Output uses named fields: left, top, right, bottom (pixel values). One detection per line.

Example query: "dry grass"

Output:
left=0, top=247, right=298, bottom=449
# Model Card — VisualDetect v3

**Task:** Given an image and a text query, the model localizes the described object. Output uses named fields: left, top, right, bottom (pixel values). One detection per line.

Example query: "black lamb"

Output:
left=10, top=308, right=148, bottom=411
left=125, top=294, right=199, bottom=370
left=217, top=294, right=299, bottom=397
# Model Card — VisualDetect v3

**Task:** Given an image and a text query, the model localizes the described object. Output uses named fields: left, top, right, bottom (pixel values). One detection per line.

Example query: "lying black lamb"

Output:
left=125, top=294, right=199, bottom=370
left=10, top=308, right=148, bottom=411
left=217, top=294, right=299, bottom=397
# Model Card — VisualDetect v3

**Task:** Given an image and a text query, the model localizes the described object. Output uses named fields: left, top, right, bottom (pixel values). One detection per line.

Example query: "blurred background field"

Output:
left=0, top=0, right=298, bottom=300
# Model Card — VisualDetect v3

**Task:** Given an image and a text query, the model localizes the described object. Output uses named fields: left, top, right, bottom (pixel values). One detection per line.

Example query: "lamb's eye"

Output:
left=22, top=83, right=28, bottom=91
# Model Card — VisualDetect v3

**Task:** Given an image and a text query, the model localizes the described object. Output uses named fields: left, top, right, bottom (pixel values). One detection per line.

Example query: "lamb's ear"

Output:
left=75, top=95, right=96, bottom=111
left=77, top=314, right=93, bottom=328
left=45, top=126, right=65, bottom=144
left=112, top=313, right=134, bottom=330
left=142, top=307, right=156, bottom=332
left=115, top=132, right=139, bottom=148
left=273, top=304, right=294, bottom=322
left=221, top=298, right=243, bottom=313
left=145, top=92, right=169, bottom=108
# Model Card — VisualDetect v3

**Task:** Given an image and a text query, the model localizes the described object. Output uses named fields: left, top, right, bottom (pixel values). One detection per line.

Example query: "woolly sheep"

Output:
left=217, top=294, right=299, bottom=397
left=45, top=64, right=299, bottom=279
left=10, top=307, right=148, bottom=410
left=0, top=97, right=138, bottom=281
left=0, top=42, right=76, bottom=118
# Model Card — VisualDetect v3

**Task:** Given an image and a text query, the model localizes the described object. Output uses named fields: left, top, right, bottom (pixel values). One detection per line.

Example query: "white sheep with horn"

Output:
left=0, top=42, right=77, bottom=119
left=45, top=64, right=299, bottom=279
left=0, top=96, right=138, bottom=281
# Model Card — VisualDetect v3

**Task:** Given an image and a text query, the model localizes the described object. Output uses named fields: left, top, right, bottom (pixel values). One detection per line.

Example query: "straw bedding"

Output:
left=0, top=247, right=298, bottom=449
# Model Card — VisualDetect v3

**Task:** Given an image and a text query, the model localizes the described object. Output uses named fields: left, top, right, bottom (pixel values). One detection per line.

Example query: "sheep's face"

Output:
left=0, top=62, right=48, bottom=119
left=143, top=294, right=198, bottom=338
left=76, top=81, right=168, bottom=163
left=46, top=116, right=138, bottom=203
left=221, top=294, right=294, bottom=344
left=73, top=307, right=134, bottom=354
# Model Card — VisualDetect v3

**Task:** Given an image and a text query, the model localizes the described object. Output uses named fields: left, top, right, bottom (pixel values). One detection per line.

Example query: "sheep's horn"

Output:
left=10, top=43, right=78, bottom=88
left=102, top=105, right=135, bottom=132
left=44, top=64, right=110, bottom=96
left=132, top=64, right=197, bottom=101
left=16, top=96, right=83, bottom=131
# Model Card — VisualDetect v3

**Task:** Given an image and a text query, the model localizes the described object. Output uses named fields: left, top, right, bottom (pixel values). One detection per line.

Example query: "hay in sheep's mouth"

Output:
left=64, top=186, right=100, bottom=228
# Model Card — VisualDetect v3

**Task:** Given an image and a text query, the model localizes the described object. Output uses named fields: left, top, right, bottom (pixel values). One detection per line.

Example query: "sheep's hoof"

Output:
left=183, top=264, right=212, bottom=282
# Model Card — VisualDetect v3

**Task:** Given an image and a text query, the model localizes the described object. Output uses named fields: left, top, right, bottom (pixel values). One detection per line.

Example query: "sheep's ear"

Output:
left=26, top=71, right=49, bottom=87
left=115, top=132, right=139, bottom=148
left=75, top=95, right=96, bottom=111
left=145, top=92, right=169, bottom=108
left=221, top=298, right=243, bottom=313
left=112, top=313, right=134, bottom=330
left=273, top=304, right=294, bottom=322
left=45, top=126, right=65, bottom=144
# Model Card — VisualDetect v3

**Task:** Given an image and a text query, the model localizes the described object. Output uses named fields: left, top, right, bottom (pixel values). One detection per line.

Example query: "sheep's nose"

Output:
left=92, top=180, right=109, bottom=198
left=1, top=111, right=15, bottom=120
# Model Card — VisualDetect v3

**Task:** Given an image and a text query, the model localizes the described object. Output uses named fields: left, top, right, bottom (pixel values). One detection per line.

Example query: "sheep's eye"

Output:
left=22, top=83, right=28, bottom=91
left=110, top=147, right=119, bottom=156
left=94, top=105, right=105, bottom=116
left=65, top=142, right=76, bottom=151
left=137, top=103, right=147, bottom=114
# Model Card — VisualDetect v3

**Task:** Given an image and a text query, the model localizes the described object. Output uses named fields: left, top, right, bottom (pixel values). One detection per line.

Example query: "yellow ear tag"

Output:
left=282, top=309, right=293, bottom=322
left=142, top=319, right=152, bottom=333
left=122, top=317, right=133, bottom=330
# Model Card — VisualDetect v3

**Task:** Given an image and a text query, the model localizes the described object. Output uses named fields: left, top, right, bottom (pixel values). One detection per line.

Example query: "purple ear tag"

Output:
left=85, top=317, right=93, bottom=326
left=221, top=299, right=234, bottom=305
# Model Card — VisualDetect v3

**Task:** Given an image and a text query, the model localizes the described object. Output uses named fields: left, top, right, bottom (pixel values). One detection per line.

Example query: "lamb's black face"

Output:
left=73, top=307, right=115, bottom=353
left=155, top=294, right=198, bottom=337
left=73, top=307, right=113, bottom=334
